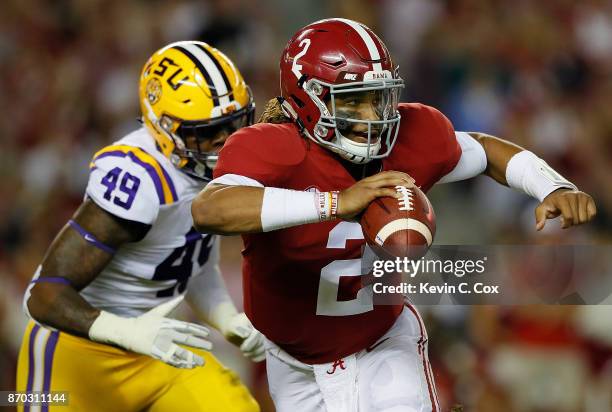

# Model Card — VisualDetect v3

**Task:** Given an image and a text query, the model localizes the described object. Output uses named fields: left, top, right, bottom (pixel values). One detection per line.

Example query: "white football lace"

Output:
left=396, top=186, right=414, bottom=211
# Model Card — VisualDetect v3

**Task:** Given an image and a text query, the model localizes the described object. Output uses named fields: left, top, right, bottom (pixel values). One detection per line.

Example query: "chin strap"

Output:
left=278, top=96, right=307, bottom=133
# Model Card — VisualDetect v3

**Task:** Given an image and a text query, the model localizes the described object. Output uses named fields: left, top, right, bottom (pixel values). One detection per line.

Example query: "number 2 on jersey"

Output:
left=316, top=221, right=374, bottom=316
left=100, top=167, right=140, bottom=210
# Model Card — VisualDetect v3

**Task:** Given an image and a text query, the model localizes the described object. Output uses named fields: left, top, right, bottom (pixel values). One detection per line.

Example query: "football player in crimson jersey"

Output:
left=191, top=18, right=596, bottom=412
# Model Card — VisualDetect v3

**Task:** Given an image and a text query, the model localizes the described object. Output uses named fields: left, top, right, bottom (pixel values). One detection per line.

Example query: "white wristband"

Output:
left=260, top=188, right=338, bottom=232
left=505, top=151, right=577, bottom=202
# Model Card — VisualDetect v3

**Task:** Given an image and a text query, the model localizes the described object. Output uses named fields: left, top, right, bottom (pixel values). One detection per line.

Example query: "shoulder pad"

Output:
left=86, top=145, right=177, bottom=224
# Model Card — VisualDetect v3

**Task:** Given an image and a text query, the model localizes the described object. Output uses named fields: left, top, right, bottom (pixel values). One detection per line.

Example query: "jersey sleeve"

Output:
left=214, top=123, right=306, bottom=187
left=417, top=104, right=462, bottom=177
left=391, top=104, right=462, bottom=190
left=86, top=145, right=177, bottom=224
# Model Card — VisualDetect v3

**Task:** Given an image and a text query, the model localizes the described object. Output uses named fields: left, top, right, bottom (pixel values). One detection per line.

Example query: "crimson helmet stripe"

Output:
left=335, top=18, right=383, bottom=71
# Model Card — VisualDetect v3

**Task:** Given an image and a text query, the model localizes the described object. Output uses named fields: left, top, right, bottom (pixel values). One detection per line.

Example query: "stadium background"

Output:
left=1, top=0, right=611, bottom=411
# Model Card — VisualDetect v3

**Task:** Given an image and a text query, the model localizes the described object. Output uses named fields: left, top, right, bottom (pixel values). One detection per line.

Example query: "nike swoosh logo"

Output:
left=84, top=234, right=95, bottom=242
left=365, top=337, right=389, bottom=353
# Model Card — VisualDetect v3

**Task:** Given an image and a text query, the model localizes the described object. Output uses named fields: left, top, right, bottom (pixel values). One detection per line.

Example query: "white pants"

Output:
left=265, top=306, right=439, bottom=412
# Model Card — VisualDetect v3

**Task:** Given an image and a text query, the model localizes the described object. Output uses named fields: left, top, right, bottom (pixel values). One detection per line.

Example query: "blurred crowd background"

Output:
left=1, top=0, right=611, bottom=411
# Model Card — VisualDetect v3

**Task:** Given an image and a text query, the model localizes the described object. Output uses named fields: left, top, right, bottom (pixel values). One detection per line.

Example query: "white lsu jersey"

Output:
left=77, top=127, right=217, bottom=316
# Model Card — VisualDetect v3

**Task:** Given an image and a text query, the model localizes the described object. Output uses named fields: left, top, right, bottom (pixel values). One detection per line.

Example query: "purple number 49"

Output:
left=101, top=167, right=140, bottom=210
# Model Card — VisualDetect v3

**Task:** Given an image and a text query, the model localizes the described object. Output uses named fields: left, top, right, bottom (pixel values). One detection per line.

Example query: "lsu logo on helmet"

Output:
left=139, top=41, right=254, bottom=180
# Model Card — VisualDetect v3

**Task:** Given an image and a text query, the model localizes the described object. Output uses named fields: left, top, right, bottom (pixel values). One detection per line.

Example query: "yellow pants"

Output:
left=16, top=321, right=260, bottom=412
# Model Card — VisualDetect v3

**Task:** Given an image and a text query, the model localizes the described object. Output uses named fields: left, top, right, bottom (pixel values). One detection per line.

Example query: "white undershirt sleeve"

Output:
left=209, top=174, right=264, bottom=187
left=437, top=131, right=487, bottom=184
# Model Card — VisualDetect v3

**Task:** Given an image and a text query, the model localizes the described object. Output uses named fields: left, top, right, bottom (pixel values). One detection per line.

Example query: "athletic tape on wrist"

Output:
left=505, top=151, right=577, bottom=202
left=261, top=188, right=338, bottom=232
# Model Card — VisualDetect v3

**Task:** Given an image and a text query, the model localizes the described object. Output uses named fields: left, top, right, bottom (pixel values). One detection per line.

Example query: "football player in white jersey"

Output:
left=16, top=41, right=263, bottom=412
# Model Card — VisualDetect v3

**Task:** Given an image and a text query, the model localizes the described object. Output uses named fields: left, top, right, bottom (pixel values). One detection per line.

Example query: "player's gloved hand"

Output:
left=338, top=171, right=415, bottom=220
left=219, top=311, right=266, bottom=362
left=88, top=295, right=212, bottom=368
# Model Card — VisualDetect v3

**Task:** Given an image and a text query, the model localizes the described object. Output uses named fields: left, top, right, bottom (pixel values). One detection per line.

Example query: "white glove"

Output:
left=212, top=302, right=265, bottom=362
left=88, top=295, right=212, bottom=368
left=223, top=312, right=266, bottom=362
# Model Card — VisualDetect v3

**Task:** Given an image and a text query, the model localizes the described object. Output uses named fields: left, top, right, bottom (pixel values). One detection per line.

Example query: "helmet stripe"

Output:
left=173, top=45, right=220, bottom=107
left=177, top=43, right=231, bottom=108
left=195, top=44, right=234, bottom=101
left=335, top=18, right=383, bottom=72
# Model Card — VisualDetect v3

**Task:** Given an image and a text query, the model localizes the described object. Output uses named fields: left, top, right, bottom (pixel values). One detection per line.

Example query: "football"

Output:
left=360, top=185, right=436, bottom=260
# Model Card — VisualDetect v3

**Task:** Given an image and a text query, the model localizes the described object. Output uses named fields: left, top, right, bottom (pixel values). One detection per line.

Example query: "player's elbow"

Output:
left=25, top=283, right=57, bottom=325
left=192, top=184, right=263, bottom=235
left=191, top=188, right=235, bottom=235
left=191, top=200, right=226, bottom=234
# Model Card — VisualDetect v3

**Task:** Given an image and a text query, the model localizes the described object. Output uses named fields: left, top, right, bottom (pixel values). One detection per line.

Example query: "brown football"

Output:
left=360, top=185, right=436, bottom=260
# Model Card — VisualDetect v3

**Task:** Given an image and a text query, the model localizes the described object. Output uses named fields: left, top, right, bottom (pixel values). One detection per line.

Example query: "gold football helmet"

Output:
left=139, top=41, right=254, bottom=179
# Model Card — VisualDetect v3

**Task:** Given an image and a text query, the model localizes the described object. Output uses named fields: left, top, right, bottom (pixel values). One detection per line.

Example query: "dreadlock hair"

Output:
left=257, top=97, right=292, bottom=124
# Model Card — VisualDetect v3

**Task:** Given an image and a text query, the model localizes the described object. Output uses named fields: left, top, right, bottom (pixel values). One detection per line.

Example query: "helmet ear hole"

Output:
left=297, top=74, right=308, bottom=88
left=291, top=95, right=305, bottom=108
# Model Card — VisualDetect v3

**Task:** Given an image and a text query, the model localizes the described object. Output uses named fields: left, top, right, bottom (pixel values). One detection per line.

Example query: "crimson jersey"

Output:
left=214, top=103, right=461, bottom=364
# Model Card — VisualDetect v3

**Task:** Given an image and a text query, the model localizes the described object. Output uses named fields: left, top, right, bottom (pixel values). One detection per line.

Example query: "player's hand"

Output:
left=337, top=171, right=415, bottom=221
left=221, top=313, right=266, bottom=362
left=89, top=295, right=212, bottom=369
left=535, top=189, right=596, bottom=230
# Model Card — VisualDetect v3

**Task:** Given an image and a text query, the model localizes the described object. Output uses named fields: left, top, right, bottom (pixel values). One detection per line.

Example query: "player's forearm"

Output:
left=193, top=183, right=345, bottom=234
left=187, top=281, right=240, bottom=342
left=184, top=240, right=237, bottom=334
left=27, top=282, right=101, bottom=338
left=192, top=184, right=265, bottom=234
left=25, top=200, right=147, bottom=337
left=470, top=132, right=578, bottom=201
left=469, top=132, right=523, bottom=185
left=193, top=173, right=410, bottom=234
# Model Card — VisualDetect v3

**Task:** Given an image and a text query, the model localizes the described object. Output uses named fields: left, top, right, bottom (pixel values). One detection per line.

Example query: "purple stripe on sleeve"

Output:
left=93, top=150, right=167, bottom=204
left=68, top=220, right=116, bottom=254
left=41, top=331, right=60, bottom=412
left=25, top=324, right=40, bottom=412
left=31, top=277, right=72, bottom=286
left=125, top=152, right=169, bottom=203
left=159, top=164, right=178, bottom=202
